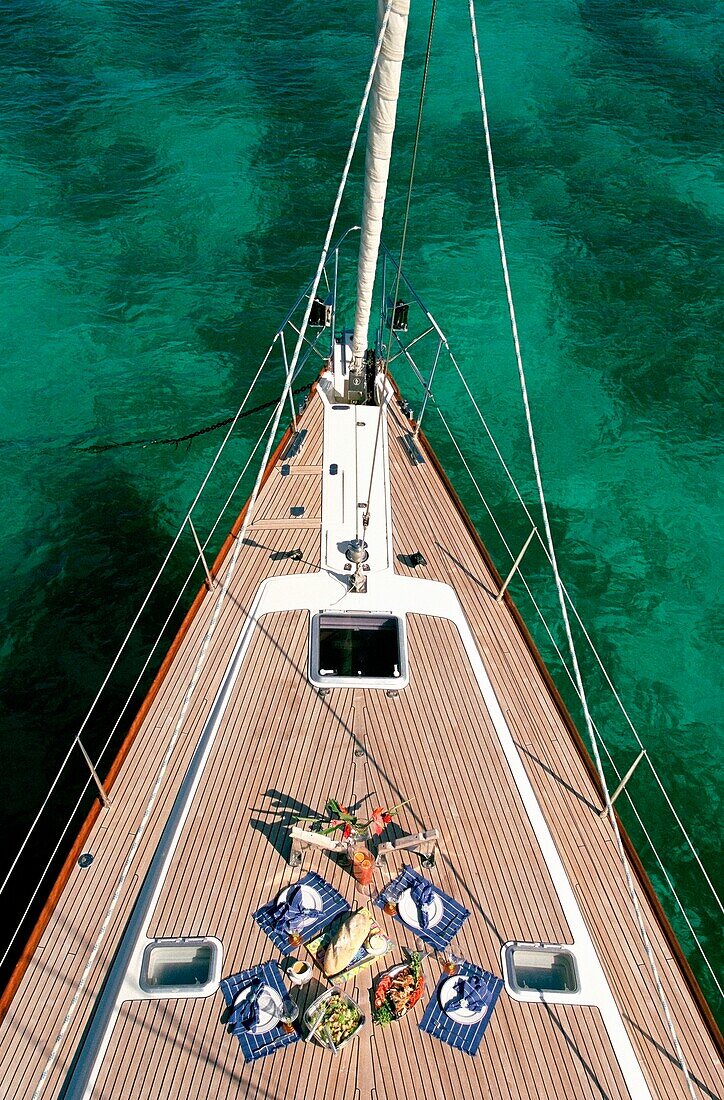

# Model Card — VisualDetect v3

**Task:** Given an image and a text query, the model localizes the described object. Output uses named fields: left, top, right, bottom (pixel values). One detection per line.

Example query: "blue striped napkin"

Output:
left=221, top=960, right=300, bottom=1063
left=419, top=960, right=503, bottom=1055
left=374, top=865, right=470, bottom=950
left=254, top=871, right=350, bottom=953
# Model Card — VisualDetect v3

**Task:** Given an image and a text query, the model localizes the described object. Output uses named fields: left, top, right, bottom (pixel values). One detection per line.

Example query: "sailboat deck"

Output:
left=0, top=393, right=720, bottom=1099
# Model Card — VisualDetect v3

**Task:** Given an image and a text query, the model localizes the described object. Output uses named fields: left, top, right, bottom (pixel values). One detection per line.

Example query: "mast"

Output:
left=351, top=0, right=410, bottom=368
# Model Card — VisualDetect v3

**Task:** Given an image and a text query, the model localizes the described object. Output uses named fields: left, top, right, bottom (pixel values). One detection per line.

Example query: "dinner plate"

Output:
left=438, top=975, right=489, bottom=1025
left=397, top=887, right=444, bottom=931
left=277, top=883, right=323, bottom=928
left=232, top=984, right=283, bottom=1035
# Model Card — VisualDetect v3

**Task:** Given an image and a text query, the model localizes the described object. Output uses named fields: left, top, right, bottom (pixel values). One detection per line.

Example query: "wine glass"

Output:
left=439, top=947, right=462, bottom=975
left=287, top=929, right=303, bottom=948
left=250, top=987, right=279, bottom=1029
left=279, top=995, right=299, bottom=1035
left=413, top=934, right=434, bottom=959
left=381, top=879, right=404, bottom=915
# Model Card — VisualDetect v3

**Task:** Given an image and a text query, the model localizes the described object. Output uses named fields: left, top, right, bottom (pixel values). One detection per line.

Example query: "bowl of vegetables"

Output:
left=304, top=989, right=364, bottom=1053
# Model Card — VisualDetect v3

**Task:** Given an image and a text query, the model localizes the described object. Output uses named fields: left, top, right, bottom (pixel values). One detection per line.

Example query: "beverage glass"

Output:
left=279, top=995, right=299, bottom=1035
left=382, top=881, right=403, bottom=915
left=413, top=934, right=433, bottom=958
left=255, top=989, right=279, bottom=1022
left=288, top=930, right=303, bottom=948
left=440, top=948, right=461, bottom=975
left=352, top=847, right=375, bottom=888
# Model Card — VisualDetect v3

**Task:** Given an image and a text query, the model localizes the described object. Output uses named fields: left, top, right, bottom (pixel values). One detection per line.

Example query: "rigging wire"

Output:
left=0, top=403, right=280, bottom=972
left=467, top=1, right=698, bottom=1095
left=435, top=338, right=722, bottom=916
left=0, top=318, right=329, bottom=930
left=362, top=0, right=438, bottom=530
left=0, top=343, right=275, bottom=912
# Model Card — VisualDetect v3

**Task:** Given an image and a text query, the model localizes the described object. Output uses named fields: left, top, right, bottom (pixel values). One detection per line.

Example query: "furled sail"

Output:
left=351, top=0, right=410, bottom=366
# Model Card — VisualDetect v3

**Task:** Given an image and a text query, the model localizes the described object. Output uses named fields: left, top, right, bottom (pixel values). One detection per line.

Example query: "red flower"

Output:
left=342, top=823, right=352, bottom=839
left=382, top=813, right=392, bottom=824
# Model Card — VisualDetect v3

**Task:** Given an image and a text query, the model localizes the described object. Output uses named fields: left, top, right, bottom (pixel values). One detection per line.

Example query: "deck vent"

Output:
left=502, top=942, right=580, bottom=1001
left=139, top=937, right=222, bottom=999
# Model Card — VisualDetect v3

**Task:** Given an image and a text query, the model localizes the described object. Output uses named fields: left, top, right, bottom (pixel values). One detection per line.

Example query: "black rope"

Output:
left=77, top=385, right=312, bottom=454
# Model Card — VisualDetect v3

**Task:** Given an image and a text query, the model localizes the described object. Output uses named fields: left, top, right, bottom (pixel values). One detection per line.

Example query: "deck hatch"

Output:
left=309, top=613, right=407, bottom=687
left=139, top=937, right=222, bottom=998
left=503, top=942, right=580, bottom=999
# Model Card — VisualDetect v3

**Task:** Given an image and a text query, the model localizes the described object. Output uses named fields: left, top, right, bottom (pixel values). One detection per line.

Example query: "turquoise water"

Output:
left=0, top=1, right=720, bottom=1021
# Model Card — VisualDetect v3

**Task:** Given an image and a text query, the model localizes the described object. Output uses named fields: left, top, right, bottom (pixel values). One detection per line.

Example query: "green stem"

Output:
left=386, top=798, right=412, bottom=816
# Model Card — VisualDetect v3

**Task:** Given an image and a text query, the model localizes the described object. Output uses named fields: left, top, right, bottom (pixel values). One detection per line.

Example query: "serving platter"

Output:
left=372, top=960, right=425, bottom=1022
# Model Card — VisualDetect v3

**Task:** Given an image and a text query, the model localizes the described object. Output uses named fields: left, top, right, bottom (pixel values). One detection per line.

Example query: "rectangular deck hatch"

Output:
left=503, top=942, right=580, bottom=1000
left=139, top=937, right=221, bottom=998
left=310, top=613, right=407, bottom=688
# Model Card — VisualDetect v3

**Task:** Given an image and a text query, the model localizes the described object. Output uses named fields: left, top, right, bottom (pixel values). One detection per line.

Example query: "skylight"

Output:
left=309, top=613, right=407, bottom=688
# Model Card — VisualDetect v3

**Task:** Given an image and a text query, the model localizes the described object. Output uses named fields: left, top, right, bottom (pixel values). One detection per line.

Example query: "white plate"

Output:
left=232, top=984, right=283, bottom=1035
left=397, top=887, right=444, bottom=931
left=438, top=975, right=489, bottom=1025
left=277, top=883, right=322, bottom=928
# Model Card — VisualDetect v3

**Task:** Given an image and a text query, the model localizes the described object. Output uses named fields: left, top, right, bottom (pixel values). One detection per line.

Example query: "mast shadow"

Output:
left=434, top=542, right=497, bottom=598
left=516, top=742, right=601, bottom=815
left=624, top=1016, right=719, bottom=1100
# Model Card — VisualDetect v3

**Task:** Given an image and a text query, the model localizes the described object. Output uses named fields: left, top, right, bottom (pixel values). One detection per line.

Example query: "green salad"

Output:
left=312, top=995, right=361, bottom=1046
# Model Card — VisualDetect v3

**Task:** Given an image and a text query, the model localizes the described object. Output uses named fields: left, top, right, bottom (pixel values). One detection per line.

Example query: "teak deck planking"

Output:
left=0, top=392, right=721, bottom=1100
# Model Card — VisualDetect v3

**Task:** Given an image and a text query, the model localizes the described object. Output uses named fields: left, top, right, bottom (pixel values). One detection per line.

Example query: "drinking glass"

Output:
left=255, top=988, right=280, bottom=1024
left=279, top=995, right=299, bottom=1035
left=413, top=934, right=434, bottom=959
left=287, top=930, right=303, bottom=948
left=381, top=880, right=403, bottom=916
left=352, top=847, right=375, bottom=889
left=439, top=948, right=462, bottom=975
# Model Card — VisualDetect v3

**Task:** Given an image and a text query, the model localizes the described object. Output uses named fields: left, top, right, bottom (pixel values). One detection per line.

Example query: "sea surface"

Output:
left=0, top=0, right=721, bottom=1022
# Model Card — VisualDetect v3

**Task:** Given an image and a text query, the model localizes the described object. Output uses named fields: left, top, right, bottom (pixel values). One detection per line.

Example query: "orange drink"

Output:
left=440, top=950, right=460, bottom=975
left=352, top=847, right=375, bottom=887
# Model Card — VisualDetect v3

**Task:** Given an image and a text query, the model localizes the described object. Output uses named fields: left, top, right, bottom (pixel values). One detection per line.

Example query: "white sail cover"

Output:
left=352, top=0, right=410, bottom=364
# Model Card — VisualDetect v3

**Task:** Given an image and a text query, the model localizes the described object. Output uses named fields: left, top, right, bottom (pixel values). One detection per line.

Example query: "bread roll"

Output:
left=323, top=908, right=374, bottom=976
